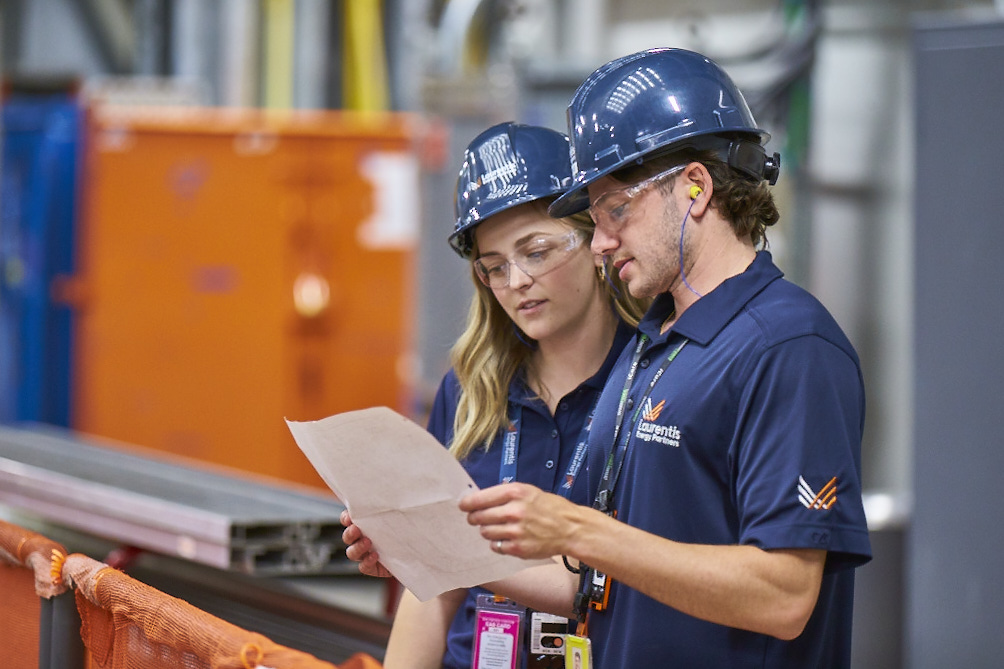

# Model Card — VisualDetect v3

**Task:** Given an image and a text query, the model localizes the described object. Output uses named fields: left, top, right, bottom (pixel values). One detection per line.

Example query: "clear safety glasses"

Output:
left=473, top=229, right=586, bottom=289
left=589, top=164, right=686, bottom=233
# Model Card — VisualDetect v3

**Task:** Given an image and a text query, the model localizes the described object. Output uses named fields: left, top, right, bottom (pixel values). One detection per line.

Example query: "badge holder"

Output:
left=564, top=634, right=592, bottom=669
left=566, top=560, right=610, bottom=669
left=527, top=610, right=569, bottom=668
left=472, top=594, right=525, bottom=669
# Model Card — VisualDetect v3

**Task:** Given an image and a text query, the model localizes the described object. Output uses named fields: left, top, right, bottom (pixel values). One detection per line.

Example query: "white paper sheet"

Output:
left=286, top=407, right=550, bottom=601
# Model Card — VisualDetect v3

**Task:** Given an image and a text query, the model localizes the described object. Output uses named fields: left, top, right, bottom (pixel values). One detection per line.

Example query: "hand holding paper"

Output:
left=286, top=407, right=550, bottom=601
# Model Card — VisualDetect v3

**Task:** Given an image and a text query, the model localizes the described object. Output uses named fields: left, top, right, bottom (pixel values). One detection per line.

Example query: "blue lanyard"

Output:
left=499, top=409, right=521, bottom=484
left=498, top=396, right=599, bottom=499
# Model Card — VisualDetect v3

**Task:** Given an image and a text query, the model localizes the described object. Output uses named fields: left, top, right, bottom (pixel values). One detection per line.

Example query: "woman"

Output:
left=345, top=122, right=647, bottom=669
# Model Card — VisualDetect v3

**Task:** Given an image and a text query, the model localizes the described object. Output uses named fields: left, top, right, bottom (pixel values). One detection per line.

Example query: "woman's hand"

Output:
left=340, top=510, right=393, bottom=578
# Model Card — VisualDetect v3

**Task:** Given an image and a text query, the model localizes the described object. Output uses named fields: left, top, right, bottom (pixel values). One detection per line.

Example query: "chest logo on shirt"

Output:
left=634, top=398, right=681, bottom=447
left=798, top=475, right=837, bottom=510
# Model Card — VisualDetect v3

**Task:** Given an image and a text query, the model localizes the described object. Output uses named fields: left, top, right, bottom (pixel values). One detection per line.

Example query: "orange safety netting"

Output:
left=0, top=519, right=69, bottom=669
left=62, top=553, right=382, bottom=669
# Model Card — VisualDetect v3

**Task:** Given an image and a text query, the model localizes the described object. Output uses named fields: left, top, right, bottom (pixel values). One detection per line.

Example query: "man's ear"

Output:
left=682, top=162, right=712, bottom=217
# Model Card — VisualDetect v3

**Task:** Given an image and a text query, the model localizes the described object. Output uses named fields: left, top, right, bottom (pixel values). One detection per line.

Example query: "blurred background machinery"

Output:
left=72, top=105, right=424, bottom=488
left=2, top=93, right=427, bottom=489
left=3, top=1, right=1004, bottom=667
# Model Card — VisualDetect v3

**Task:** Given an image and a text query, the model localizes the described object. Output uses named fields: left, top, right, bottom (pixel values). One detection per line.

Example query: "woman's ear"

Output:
left=595, top=254, right=610, bottom=283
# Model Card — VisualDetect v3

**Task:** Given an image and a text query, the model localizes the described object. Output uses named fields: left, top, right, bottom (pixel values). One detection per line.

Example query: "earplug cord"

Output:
left=599, top=188, right=703, bottom=299
left=680, top=197, right=702, bottom=298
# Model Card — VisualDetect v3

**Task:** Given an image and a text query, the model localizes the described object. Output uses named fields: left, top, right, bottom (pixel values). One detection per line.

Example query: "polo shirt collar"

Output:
left=638, top=251, right=783, bottom=346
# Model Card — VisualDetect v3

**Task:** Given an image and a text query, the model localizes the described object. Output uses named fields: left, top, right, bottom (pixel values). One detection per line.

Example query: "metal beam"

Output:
left=0, top=425, right=352, bottom=575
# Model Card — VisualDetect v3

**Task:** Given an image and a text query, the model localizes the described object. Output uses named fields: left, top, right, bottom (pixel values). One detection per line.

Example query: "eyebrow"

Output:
left=477, top=231, right=558, bottom=257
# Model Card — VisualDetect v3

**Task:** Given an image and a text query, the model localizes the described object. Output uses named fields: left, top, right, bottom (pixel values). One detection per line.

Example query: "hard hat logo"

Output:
left=474, top=133, right=521, bottom=200
left=483, top=182, right=529, bottom=203
left=549, top=47, right=780, bottom=219
left=450, top=123, right=574, bottom=259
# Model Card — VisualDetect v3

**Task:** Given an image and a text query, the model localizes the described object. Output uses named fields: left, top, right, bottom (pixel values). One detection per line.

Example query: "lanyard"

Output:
left=593, top=335, right=688, bottom=513
left=573, top=334, right=688, bottom=624
left=498, top=409, right=521, bottom=484
left=498, top=396, right=599, bottom=499
left=494, top=393, right=598, bottom=643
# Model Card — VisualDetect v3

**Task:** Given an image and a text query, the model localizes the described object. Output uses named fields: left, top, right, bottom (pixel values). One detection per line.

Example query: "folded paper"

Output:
left=286, top=407, right=550, bottom=601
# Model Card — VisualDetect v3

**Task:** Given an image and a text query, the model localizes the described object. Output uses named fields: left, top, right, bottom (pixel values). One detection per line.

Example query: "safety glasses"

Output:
left=474, top=229, right=585, bottom=289
left=589, top=164, right=686, bottom=233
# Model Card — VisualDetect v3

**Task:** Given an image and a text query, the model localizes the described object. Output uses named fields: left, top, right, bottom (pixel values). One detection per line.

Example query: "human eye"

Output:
left=475, top=258, right=507, bottom=282
left=607, top=199, right=630, bottom=222
left=482, top=260, right=507, bottom=277
left=520, top=239, right=558, bottom=263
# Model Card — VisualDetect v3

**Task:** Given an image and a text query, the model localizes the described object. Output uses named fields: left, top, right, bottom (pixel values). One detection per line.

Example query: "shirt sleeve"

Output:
left=425, top=370, right=462, bottom=448
left=733, top=334, right=872, bottom=571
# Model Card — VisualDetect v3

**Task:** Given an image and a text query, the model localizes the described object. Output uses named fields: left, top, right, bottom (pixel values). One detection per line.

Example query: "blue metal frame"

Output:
left=0, top=94, right=81, bottom=425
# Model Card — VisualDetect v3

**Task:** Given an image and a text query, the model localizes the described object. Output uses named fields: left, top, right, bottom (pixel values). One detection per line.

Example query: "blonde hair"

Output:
left=448, top=204, right=648, bottom=460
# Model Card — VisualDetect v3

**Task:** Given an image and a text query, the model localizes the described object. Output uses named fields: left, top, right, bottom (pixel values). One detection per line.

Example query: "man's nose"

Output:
left=591, top=225, right=618, bottom=256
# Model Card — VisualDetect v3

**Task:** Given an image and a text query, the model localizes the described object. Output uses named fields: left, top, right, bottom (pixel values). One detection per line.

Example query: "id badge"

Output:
left=564, top=634, right=593, bottom=669
left=472, top=594, right=525, bottom=669
left=527, top=611, right=568, bottom=668
left=529, top=611, right=567, bottom=655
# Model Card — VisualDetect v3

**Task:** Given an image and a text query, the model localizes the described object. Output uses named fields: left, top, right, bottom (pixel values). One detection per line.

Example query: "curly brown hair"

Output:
left=609, top=147, right=779, bottom=248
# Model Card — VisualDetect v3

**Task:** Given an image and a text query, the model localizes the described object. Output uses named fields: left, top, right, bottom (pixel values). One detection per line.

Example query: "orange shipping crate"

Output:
left=72, top=106, right=426, bottom=489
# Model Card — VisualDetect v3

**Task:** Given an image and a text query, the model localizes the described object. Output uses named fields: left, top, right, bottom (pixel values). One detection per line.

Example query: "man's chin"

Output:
left=627, top=281, right=660, bottom=300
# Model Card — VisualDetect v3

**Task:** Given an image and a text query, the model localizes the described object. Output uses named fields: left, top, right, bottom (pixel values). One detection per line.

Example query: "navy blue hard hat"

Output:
left=549, top=47, right=780, bottom=218
left=450, top=122, right=573, bottom=258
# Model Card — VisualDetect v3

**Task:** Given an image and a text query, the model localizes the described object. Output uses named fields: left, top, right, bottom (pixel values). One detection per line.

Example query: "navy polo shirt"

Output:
left=427, top=321, right=635, bottom=669
left=584, top=252, right=871, bottom=669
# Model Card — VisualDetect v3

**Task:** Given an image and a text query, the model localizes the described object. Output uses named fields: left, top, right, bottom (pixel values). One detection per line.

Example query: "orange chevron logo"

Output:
left=798, top=476, right=837, bottom=510
left=642, top=398, right=666, bottom=422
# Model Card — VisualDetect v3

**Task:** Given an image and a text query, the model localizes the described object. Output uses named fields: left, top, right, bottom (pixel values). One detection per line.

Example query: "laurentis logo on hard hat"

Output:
left=634, top=398, right=681, bottom=447
left=798, top=476, right=837, bottom=510
left=477, top=134, right=527, bottom=201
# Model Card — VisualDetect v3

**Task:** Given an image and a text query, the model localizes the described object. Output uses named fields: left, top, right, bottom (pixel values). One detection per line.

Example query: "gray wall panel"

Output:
left=910, top=15, right=1004, bottom=668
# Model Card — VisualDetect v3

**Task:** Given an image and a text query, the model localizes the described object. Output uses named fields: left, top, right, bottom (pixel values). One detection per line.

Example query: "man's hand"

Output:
left=460, top=482, right=582, bottom=559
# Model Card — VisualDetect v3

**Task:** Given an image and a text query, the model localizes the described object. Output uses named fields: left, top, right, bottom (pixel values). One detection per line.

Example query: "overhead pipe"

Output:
left=435, top=0, right=486, bottom=74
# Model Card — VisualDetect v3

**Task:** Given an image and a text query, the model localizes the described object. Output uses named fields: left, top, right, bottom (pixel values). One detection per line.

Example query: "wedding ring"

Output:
left=494, top=540, right=504, bottom=553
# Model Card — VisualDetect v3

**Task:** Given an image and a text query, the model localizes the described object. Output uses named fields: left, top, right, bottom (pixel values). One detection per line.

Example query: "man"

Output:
left=347, top=48, right=871, bottom=668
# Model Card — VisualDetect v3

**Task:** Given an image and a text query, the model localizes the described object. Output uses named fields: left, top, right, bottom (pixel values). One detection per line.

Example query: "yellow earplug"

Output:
left=690, top=185, right=703, bottom=200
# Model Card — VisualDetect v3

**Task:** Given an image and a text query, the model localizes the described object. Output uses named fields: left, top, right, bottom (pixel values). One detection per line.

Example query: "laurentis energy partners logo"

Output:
left=476, top=134, right=527, bottom=202
left=500, top=419, right=518, bottom=483
left=634, top=398, right=681, bottom=447
left=798, top=475, right=837, bottom=510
